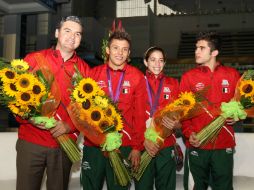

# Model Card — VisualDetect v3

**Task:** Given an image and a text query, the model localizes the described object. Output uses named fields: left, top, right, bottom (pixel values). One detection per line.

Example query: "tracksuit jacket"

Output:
left=17, top=48, right=89, bottom=148
left=180, top=63, right=240, bottom=149
left=145, top=71, right=179, bottom=148
left=85, top=63, right=146, bottom=151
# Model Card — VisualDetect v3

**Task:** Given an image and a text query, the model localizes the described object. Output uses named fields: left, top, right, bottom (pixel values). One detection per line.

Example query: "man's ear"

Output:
left=211, top=50, right=219, bottom=57
left=106, top=46, right=109, bottom=55
left=55, top=29, right=59, bottom=38
left=144, top=59, right=148, bottom=67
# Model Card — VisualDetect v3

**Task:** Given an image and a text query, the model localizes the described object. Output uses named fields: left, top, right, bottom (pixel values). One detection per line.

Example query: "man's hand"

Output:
left=162, top=116, right=182, bottom=130
left=128, top=149, right=141, bottom=172
left=50, top=121, right=70, bottom=138
left=144, top=139, right=160, bottom=157
left=189, top=132, right=200, bottom=147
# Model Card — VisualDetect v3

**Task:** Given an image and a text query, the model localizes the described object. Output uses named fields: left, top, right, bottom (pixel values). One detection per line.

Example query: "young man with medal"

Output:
left=81, top=30, right=146, bottom=190
left=135, top=46, right=181, bottom=190
left=180, top=31, right=240, bottom=190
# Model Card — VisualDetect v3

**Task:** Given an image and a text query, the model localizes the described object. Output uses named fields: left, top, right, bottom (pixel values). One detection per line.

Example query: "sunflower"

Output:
left=239, top=80, right=254, bottom=98
left=2, top=82, right=17, bottom=97
left=15, top=73, right=36, bottom=92
left=113, top=113, right=124, bottom=131
left=77, top=78, right=100, bottom=98
left=105, top=104, right=117, bottom=117
left=98, top=117, right=114, bottom=133
left=34, top=93, right=46, bottom=106
left=8, top=103, right=20, bottom=115
left=97, top=88, right=105, bottom=96
left=81, top=99, right=93, bottom=110
left=178, top=92, right=196, bottom=110
left=8, top=102, right=31, bottom=117
left=72, top=88, right=86, bottom=102
left=11, top=59, right=29, bottom=72
left=88, top=107, right=105, bottom=126
left=0, top=68, right=17, bottom=83
left=16, top=91, right=35, bottom=105
left=32, top=80, right=46, bottom=95
left=93, top=95, right=108, bottom=109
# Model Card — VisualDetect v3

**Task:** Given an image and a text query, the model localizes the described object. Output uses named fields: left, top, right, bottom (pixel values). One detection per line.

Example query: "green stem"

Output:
left=132, top=151, right=152, bottom=181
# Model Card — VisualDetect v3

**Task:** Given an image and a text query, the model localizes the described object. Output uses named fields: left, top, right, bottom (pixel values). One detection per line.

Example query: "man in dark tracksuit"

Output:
left=180, top=31, right=240, bottom=190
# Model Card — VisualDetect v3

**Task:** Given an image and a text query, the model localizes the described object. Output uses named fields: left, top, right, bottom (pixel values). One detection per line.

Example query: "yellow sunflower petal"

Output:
left=15, top=73, right=36, bottom=92
left=16, top=91, right=35, bottom=105
left=2, top=82, right=17, bottom=97
left=32, top=80, right=46, bottom=95
left=239, top=79, right=254, bottom=98
left=77, top=77, right=101, bottom=98
left=178, top=92, right=196, bottom=110
left=72, top=88, right=87, bottom=102
left=0, top=68, right=17, bottom=83
left=93, top=96, right=108, bottom=109
left=113, top=113, right=124, bottom=131
left=11, top=59, right=29, bottom=71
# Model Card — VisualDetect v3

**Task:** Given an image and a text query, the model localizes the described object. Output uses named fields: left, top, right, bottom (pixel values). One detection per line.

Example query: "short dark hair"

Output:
left=196, top=31, right=221, bottom=52
left=108, top=30, right=131, bottom=48
left=144, top=46, right=166, bottom=62
left=57, top=16, right=83, bottom=31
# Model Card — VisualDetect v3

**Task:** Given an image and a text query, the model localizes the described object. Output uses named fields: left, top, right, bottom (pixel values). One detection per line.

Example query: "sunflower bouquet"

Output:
left=196, top=70, right=254, bottom=146
left=67, top=71, right=131, bottom=186
left=133, top=91, right=206, bottom=181
left=0, top=57, right=80, bottom=163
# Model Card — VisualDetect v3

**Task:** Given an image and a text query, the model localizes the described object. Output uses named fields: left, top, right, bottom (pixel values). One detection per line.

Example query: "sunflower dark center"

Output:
left=244, top=84, right=253, bottom=93
left=183, top=100, right=191, bottom=106
left=21, top=92, right=31, bottom=101
left=82, top=99, right=91, bottom=110
left=83, top=83, right=93, bottom=93
left=91, top=110, right=101, bottom=121
left=114, top=118, right=118, bottom=126
left=6, top=71, right=15, bottom=79
left=105, top=108, right=112, bottom=116
left=20, top=78, right=30, bottom=88
left=33, top=85, right=41, bottom=94
left=78, top=91, right=84, bottom=98
left=99, top=120, right=109, bottom=131
left=16, top=65, right=24, bottom=70
left=10, top=83, right=17, bottom=91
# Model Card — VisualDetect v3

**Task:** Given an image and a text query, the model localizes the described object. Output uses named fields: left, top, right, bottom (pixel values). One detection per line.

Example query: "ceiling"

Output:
left=0, top=0, right=69, bottom=15
left=157, top=0, right=254, bottom=13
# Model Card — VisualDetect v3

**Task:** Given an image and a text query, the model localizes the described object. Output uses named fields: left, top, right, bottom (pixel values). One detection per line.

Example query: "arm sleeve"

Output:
left=131, top=75, right=147, bottom=151
left=179, top=74, right=194, bottom=139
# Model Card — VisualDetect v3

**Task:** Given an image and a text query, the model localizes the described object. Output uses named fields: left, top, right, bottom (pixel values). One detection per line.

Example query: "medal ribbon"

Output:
left=107, top=67, right=125, bottom=103
left=145, top=76, right=164, bottom=117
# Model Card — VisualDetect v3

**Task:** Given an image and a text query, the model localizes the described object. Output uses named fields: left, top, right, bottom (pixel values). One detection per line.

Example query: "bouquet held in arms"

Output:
left=196, top=70, right=254, bottom=146
left=0, top=56, right=80, bottom=163
left=67, top=68, right=131, bottom=186
left=133, top=91, right=206, bottom=180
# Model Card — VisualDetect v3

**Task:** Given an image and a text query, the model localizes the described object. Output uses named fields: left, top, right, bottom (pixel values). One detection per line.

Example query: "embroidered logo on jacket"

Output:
left=122, top=88, right=129, bottom=94
left=190, top=150, right=199, bottom=157
left=164, top=94, right=170, bottom=99
left=163, top=87, right=171, bottom=93
left=98, top=80, right=106, bottom=88
left=222, top=79, right=230, bottom=94
left=195, top=82, right=205, bottom=91
left=81, top=161, right=91, bottom=170
left=123, top=80, right=130, bottom=87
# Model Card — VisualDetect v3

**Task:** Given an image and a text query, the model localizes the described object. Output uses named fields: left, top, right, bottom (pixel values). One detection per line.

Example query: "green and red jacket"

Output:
left=85, top=63, right=147, bottom=151
left=145, top=71, right=179, bottom=148
left=180, top=63, right=240, bottom=149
